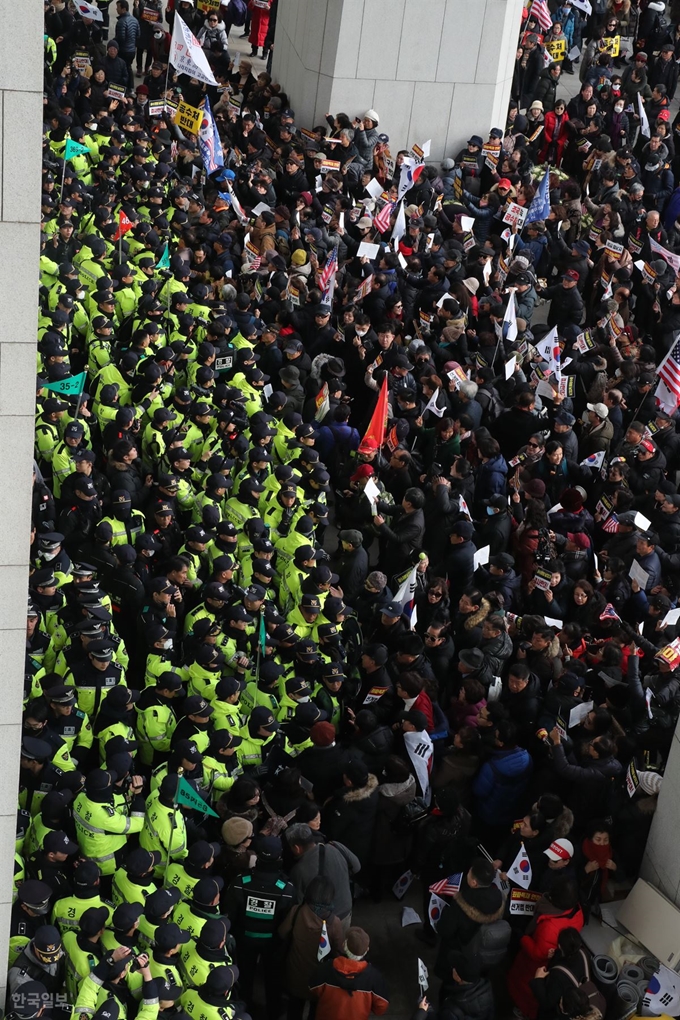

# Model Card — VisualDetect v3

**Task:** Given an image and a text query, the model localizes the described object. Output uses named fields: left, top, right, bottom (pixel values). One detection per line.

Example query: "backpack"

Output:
left=466, top=919, right=512, bottom=969
left=553, top=949, right=607, bottom=1018
left=391, top=796, right=430, bottom=833
left=227, top=0, right=247, bottom=24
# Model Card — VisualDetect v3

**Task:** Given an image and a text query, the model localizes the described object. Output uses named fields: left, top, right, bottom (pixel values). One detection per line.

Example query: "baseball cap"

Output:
left=544, top=838, right=574, bottom=861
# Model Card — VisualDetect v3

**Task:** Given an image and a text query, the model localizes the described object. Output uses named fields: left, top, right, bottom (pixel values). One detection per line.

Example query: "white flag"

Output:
left=508, top=842, right=532, bottom=888
left=418, top=958, right=429, bottom=994
left=410, top=603, right=418, bottom=632
left=170, top=13, right=218, bottom=87
left=638, top=92, right=650, bottom=139
left=459, top=496, right=471, bottom=519
left=643, top=964, right=680, bottom=1015
left=394, top=564, right=418, bottom=609
left=318, top=919, right=331, bottom=960
left=570, top=0, right=592, bottom=12
left=391, top=199, right=406, bottom=245
left=424, top=388, right=445, bottom=418
left=73, top=0, right=104, bottom=20
left=427, top=893, right=447, bottom=931
left=404, top=729, right=433, bottom=805
left=503, top=290, right=518, bottom=343
left=535, top=326, right=558, bottom=363
left=580, top=451, right=605, bottom=469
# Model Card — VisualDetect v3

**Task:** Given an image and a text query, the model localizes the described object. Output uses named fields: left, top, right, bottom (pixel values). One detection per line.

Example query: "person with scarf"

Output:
left=577, top=820, right=617, bottom=919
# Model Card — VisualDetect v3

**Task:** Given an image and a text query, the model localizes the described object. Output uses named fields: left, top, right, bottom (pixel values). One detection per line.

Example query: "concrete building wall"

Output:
left=272, top=0, right=524, bottom=162
left=0, top=0, right=44, bottom=999
left=642, top=725, right=680, bottom=906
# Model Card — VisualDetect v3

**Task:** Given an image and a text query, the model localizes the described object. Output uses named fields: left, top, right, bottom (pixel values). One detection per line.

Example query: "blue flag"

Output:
left=197, top=97, right=224, bottom=175
left=525, top=169, right=551, bottom=224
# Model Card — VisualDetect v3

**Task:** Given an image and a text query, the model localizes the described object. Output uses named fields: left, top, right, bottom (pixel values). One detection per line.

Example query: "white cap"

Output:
left=364, top=109, right=380, bottom=124
left=587, top=402, right=609, bottom=420
left=544, top=838, right=574, bottom=861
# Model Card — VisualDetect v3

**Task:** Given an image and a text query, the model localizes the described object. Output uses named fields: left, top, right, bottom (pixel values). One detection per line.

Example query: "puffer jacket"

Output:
left=354, top=125, right=380, bottom=168
left=115, top=11, right=140, bottom=51
left=372, top=775, right=418, bottom=866
left=472, top=746, right=534, bottom=825
left=322, top=774, right=380, bottom=870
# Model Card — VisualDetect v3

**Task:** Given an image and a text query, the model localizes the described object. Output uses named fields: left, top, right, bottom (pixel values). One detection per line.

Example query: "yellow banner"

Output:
left=546, top=39, right=567, bottom=60
left=174, top=100, right=203, bottom=136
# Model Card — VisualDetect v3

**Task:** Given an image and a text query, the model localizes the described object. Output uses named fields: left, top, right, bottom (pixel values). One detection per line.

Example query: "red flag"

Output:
left=360, top=375, right=388, bottom=452
left=113, top=211, right=134, bottom=241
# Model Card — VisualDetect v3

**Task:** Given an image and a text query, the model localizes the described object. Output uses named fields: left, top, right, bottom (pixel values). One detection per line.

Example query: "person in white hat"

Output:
left=581, top=402, right=614, bottom=459
left=353, top=111, right=381, bottom=171
left=538, top=838, right=576, bottom=893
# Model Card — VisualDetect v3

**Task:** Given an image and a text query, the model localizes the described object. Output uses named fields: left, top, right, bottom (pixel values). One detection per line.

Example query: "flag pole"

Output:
left=164, top=766, right=183, bottom=887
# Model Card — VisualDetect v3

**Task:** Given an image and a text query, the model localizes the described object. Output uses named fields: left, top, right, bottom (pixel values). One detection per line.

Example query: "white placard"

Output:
left=544, top=617, right=564, bottom=629
left=461, top=215, right=475, bottom=232
left=662, top=608, right=680, bottom=627
left=569, top=700, right=593, bottom=728
left=251, top=201, right=271, bottom=215
left=536, top=379, right=556, bottom=401
left=634, top=511, right=651, bottom=532
left=548, top=503, right=562, bottom=515
left=364, top=477, right=381, bottom=509
left=365, top=178, right=384, bottom=199
left=473, top=545, right=490, bottom=570
left=357, top=241, right=380, bottom=259
left=629, top=559, right=649, bottom=590
left=504, top=356, right=516, bottom=380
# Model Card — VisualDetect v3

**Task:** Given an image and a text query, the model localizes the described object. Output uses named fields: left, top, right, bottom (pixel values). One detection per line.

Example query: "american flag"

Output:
left=531, top=0, right=553, bottom=31
left=429, top=873, right=462, bottom=898
left=600, top=603, right=621, bottom=622
left=373, top=200, right=394, bottom=235
left=602, top=514, right=619, bottom=534
left=318, top=245, right=338, bottom=293
left=656, top=335, right=680, bottom=414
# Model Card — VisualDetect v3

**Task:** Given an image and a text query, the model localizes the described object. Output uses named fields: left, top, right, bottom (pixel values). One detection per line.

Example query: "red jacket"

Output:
left=508, top=905, right=584, bottom=1018
left=310, top=956, right=390, bottom=1020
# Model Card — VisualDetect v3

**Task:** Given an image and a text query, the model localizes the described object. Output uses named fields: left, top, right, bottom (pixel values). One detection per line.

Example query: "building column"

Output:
left=271, top=0, right=524, bottom=163
left=0, top=0, right=44, bottom=1000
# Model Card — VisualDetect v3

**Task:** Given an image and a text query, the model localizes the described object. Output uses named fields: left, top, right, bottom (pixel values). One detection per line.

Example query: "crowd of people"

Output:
left=18, top=0, right=680, bottom=1018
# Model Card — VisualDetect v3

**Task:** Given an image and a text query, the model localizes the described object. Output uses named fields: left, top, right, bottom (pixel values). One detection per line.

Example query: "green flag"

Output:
left=42, top=371, right=87, bottom=396
left=174, top=775, right=218, bottom=817
left=65, top=139, right=89, bottom=160
left=156, top=242, right=171, bottom=269
left=259, top=611, right=267, bottom=655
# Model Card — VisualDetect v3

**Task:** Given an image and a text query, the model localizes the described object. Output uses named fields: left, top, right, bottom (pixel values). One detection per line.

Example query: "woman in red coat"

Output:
left=539, top=99, right=570, bottom=166
left=248, top=0, right=272, bottom=57
left=508, top=877, right=584, bottom=1019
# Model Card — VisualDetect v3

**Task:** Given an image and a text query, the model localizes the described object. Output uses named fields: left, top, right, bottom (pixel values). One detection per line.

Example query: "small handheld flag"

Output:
left=508, top=842, right=532, bottom=888
left=428, top=892, right=447, bottom=931
left=318, top=920, right=331, bottom=960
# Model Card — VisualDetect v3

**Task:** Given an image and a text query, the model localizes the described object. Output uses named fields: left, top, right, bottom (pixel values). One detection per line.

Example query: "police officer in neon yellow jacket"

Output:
left=139, top=775, right=188, bottom=879
left=72, top=948, right=160, bottom=1020
left=180, top=964, right=243, bottom=1020
left=73, top=768, right=145, bottom=876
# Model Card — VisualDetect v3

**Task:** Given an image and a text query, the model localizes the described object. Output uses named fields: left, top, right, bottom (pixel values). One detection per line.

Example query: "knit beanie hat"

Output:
left=221, top=817, right=253, bottom=847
